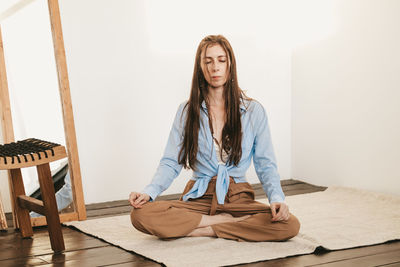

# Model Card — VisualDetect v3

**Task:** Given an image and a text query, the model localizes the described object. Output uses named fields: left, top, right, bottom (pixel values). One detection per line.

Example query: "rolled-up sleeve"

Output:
left=252, top=102, right=285, bottom=203
left=141, top=102, right=186, bottom=200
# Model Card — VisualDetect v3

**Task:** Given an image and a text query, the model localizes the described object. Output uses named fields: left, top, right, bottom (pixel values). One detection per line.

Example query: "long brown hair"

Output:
left=178, top=35, right=249, bottom=170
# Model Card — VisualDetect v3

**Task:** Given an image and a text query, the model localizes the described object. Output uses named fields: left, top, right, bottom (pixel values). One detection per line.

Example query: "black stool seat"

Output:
left=0, top=138, right=66, bottom=170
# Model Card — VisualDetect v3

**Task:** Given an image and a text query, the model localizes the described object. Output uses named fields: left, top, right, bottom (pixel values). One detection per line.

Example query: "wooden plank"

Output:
left=85, top=199, right=132, bottom=211
left=47, top=0, right=86, bottom=221
left=283, top=182, right=327, bottom=192
left=31, top=211, right=79, bottom=227
left=285, top=188, right=327, bottom=196
left=0, top=239, right=108, bottom=261
left=2, top=226, right=81, bottom=237
left=9, top=169, right=33, bottom=237
left=0, top=26, right=15, bottom=144
left=280, top=179, right=303, bottom=186
left=0, top=26, right=16, bottom=230
left=39, top=246, right=158, bottom=266
left=86, top=206, right=132, bottom=219
left=36, top=163, right=64, bottom=252
left=0, top=191, right=7, bottom=229
left=241, top=241, right=400, bottom=267
left=17, top=196, right=45, bottom=215
left=102, top=261, right=161, bottom=267
left=1, top=227, right=97, bottom=246
left=312, top=250, right=400, bottom=267
left=380, top=263, right=400, bottom=267
left=0, top=146, right=67, bottom=170
left=0, top=227, right=108, bottom=260
left=0, top=256, right=48, bottom=266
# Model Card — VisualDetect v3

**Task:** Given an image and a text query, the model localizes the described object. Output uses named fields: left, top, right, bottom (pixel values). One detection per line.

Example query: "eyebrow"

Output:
left=204, top=55, right=227, bottom=59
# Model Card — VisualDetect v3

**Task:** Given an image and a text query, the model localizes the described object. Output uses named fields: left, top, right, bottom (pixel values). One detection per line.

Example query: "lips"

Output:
left=212, top=76, right=221, bottom=80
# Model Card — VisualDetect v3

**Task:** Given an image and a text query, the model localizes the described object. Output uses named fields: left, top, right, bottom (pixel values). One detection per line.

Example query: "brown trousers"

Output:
left=131, top=177, right=300, bottom=242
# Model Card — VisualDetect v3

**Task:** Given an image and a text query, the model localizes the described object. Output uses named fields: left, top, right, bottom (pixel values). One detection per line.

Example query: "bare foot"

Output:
left=187, top=226, right=216, bottom=237
left=219, top=213, right=251, bottom=223
left=219, top=213, right=234, bottom=218
left=187, top=214, right=252, bottom=237
left=197, top=213, right=251, bottom=228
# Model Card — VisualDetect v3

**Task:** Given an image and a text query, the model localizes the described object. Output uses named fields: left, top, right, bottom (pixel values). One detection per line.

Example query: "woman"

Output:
left=129, top=35, right=300, bottom=241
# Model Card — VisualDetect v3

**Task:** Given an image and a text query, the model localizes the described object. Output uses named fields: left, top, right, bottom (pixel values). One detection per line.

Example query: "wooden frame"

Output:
left=0, top=191, right=6, bottom=229
left=0, top=0, right=86, bottom=228
left=0, top=26, right=14, bottom=229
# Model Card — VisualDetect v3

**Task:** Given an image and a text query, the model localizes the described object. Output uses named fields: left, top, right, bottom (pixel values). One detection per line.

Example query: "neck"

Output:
left=207, top=86, right=224, bottom=107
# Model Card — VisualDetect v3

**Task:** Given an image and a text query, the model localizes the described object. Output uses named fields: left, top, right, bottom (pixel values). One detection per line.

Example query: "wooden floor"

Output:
left=1, top=180, right=400, bottom=267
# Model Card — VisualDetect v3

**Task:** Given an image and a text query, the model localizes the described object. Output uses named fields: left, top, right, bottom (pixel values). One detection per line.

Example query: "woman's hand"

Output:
left=270, top=202, right=290, bottom=222
left=129, top=192, right=150, bottom=209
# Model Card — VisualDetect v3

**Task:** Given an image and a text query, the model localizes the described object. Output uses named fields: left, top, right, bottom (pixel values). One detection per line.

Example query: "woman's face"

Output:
left=201, top=44, right=229, bottom=89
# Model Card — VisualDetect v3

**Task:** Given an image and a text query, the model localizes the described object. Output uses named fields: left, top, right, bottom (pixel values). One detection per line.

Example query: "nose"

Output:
left=211, top=61, right=220, bottom=72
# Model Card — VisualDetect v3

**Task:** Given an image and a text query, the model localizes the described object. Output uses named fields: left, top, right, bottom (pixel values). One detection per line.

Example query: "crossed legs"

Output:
left=131, top=200, right=300, bottom=241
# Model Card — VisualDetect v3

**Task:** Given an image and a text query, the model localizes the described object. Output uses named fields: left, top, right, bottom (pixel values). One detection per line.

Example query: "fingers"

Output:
left=137, top=199, right=147, bottom=207
left=129, top=192, right=139, bottom=207
left=129, top=192, right=150, bottom=209
left=275, top=210, right=290, bottom=221
left=270, top=203, right=279, bottom=221
left=271, top=203, right=290, bottom=222
left=275, top=206, right=288, bottom=221
left=129, top=192, right=143, bottom=208
left=135, top=194, right=150, bottom=208
left=134, top=194, right=146, bottom=208
left=270, top=203, right=277, bottom=218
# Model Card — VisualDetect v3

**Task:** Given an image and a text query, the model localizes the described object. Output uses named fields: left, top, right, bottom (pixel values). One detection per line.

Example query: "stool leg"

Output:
left=9, top=169, right=33, bottom=238
left=37, top=163, right=65, bottom=252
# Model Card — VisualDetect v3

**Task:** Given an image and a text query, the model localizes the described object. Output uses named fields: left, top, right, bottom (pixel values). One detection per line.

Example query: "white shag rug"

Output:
left=65, top=186, right=400, bottom=267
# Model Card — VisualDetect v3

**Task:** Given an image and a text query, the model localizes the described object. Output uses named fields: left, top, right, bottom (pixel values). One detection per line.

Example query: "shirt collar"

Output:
left=201, top=99, right=247, bottom=113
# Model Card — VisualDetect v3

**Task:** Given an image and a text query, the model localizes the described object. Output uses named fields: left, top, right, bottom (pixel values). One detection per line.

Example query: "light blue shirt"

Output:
left=142, top=98, right=285, bottom=205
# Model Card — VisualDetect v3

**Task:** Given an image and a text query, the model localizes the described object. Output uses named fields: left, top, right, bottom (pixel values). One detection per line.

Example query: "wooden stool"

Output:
left=0, top=138, right=67, bottom=252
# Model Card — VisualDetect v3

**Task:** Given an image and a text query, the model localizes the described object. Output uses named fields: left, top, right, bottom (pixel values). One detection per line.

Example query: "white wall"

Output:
left=292, top=0, right=400, bottom=195
left=58, top=0, right=292, bottom=204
